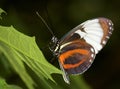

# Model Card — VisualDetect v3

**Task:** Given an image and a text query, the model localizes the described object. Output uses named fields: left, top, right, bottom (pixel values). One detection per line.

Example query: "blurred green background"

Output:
left=0, top=0, right=120, bottom=89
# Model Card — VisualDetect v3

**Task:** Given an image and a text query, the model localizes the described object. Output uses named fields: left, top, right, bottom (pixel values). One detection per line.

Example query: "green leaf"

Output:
left=0, top=25, right=62, bottom=89
left=0, top=42, right=35, bottom=89
left=0, top=77, right=22, bottom=89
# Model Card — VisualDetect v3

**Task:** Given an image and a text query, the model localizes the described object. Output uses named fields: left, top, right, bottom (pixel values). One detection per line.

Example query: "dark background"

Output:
left=0, top=0, right=120, bottom=89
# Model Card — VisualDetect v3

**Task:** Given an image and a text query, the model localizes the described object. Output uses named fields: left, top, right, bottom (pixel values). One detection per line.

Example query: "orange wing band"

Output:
left=59, top=49, right=89, bottom=69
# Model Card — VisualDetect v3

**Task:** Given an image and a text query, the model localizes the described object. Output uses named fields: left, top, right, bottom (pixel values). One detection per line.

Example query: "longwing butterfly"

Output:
left=49, top=18, right=113, bottom=84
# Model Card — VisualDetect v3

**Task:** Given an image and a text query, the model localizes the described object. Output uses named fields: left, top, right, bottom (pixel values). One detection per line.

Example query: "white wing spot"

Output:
left=90, top=48, right=94, bottom=53
left=102, top=40, right=106, bottom=44
left=91, top=54, right=94, bottom=58
left=108, top=22, right=112, bottom=26
left=109, top=27, right=112, bottom=30
left=89, top=59, right=92, bottom=63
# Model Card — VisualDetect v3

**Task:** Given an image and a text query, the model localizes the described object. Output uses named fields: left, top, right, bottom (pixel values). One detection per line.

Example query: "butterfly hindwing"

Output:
left=59, top=40, right=95, bottom=75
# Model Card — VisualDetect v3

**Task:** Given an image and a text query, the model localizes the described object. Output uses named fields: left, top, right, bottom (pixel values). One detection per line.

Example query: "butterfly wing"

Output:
left=57, top=18, right=113, bottom=83
left=59, top=40, right=96, bottom=74
left=58, top=59, right=70, bottom=84
left=59, top=18, right=113, bottom=54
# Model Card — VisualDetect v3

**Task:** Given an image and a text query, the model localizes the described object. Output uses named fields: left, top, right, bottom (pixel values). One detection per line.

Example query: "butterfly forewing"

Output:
left=59, top=18, right=113, bottom=54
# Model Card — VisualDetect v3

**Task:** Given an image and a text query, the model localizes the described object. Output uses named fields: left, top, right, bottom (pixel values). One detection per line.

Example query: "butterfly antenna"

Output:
left=36, top=12, right=55, bottom=37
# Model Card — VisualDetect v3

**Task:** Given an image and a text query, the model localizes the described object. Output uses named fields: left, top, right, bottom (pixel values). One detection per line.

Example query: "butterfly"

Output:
left=49, top=17, right=114, bottom=84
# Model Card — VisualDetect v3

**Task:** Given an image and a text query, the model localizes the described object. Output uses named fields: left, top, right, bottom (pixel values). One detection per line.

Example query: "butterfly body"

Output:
left=49, top=18, right=113, bottom=84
